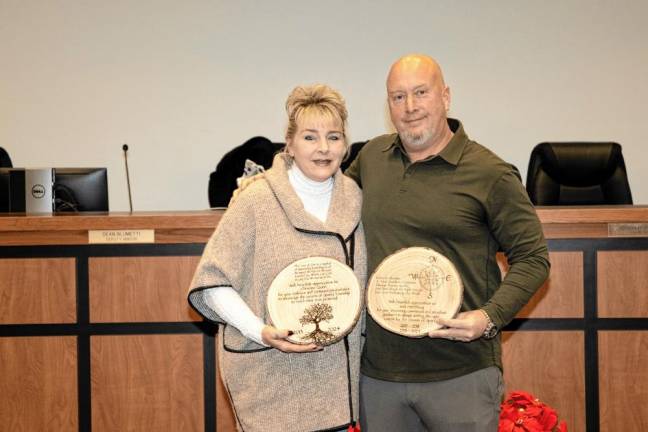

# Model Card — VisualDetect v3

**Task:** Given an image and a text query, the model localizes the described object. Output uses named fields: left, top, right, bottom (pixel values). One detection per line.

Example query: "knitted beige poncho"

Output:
left=188, top=154, right=367, bottom=432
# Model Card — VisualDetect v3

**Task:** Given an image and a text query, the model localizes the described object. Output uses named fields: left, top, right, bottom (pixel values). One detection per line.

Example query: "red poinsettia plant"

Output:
left=499, top=391, right=567, bottom=432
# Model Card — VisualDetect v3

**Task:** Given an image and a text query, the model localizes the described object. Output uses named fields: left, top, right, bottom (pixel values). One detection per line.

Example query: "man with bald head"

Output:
left=345, top=54, right=549, bottom=431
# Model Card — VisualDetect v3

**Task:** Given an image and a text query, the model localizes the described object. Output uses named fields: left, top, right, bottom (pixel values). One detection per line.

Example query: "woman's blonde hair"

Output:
left=285, top=84, right=348, bottom=145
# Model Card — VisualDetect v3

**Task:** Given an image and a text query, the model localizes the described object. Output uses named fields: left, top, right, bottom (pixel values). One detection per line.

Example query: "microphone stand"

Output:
left=122, top=144, right=133, bottom=213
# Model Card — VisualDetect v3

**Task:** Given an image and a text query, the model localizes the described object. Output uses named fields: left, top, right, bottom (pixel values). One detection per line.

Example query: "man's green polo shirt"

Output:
left=345, top=119, right=549, bottom=382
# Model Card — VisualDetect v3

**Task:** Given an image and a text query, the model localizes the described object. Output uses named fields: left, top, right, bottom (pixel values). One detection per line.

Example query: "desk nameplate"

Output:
left=88, top=229, right=155, bottom=244
left=608, top=223, right=648, bottom=238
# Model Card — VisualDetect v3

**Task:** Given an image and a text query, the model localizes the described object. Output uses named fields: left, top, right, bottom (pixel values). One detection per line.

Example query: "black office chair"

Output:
left=0, top=147, right=12, bottom=167
left=341, top=141, right=367, bottom=172
left=208, top=137, right=368, bottom=207
left=208, top=136, right=285, bottom=207
left=526, top=142, right=632, bottom=205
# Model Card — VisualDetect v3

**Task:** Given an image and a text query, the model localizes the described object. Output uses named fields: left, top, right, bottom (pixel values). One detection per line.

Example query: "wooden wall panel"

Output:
left=599, top=331, right=648, bottom=432
left=0, top=258, right=76, bottom=324
left=502, top=331, right=585, bottom=432
left=598, top=251, right=648, bottom=317
left=89, top=256, right=201, bottom=322
left=91, top=334, right=204, bottom=432
left=216, top=349, right=238, bottom=432
left=0, top=336, right=78, bottom=431
left=498, top=252, right=584, bottom=318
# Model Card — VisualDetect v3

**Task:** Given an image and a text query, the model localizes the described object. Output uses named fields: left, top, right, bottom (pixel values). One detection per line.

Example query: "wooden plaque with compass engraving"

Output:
left=367, top=247, right=463, bottom=337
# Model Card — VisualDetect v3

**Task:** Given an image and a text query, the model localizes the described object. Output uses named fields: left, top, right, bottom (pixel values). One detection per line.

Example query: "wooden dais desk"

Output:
left=0, top=211, right=231, bottom=432
left=1, top=208, right=647, bottom=432
left=503, top=206, right=648, bottom=432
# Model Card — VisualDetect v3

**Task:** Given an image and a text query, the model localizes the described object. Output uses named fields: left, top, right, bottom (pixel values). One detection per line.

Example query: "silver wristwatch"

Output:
left=479, top=309, right=498, bottom=339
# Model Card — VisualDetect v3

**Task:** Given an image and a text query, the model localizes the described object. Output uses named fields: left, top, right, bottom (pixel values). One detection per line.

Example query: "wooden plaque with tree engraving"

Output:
left=266, top=256, right=362, bottom=346
left=367, top=247, right=463, bottom=337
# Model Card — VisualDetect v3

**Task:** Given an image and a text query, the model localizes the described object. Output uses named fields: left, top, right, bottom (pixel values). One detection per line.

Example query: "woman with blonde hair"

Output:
left=188, top=84, right=365, bottom=432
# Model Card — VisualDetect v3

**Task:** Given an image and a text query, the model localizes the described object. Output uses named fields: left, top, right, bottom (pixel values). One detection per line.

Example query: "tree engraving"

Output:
left=299, top=303, right=335, bottom=344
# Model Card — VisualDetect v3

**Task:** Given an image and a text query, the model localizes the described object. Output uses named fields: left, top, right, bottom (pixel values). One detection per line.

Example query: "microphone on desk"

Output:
left=122, top=144, right=134, bottom=213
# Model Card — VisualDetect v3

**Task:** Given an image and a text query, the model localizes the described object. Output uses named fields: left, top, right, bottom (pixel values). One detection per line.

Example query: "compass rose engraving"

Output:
left=410, top=257, right=445, bottom=299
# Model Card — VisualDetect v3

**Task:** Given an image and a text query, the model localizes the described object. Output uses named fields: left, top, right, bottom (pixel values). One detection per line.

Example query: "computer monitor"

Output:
left=0, top=168, right=20, bottom=212
left=0, top=167, right=109, bottom=212
left=53, top=168, right=109, bottom=212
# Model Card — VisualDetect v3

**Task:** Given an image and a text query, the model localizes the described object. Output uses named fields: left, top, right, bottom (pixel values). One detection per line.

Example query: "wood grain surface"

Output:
left=91, top=334, right=204, bottom=432
left=502, top=331, right=585, bottom=432
left=597, top=251, right=648, bottom=317
left=542, top=223, right=610, bottom=239
left=0, top=258, right=76, bottom=324
left=89, top=256, right=202, bottom=322
left=535, top=206, right=648, bottom=223
left=0, top=210, right=223, bottom=231
left=3, top=207, right=648, bottom=244
left=499, top=252, right=584, bottom=318
left=216, top=347, right=237, bottom=432
left=0, top=228, right=215, bottom=245
left=599, top=331, right=648, bottom=432
left=0, top=336, right=78, bottom=432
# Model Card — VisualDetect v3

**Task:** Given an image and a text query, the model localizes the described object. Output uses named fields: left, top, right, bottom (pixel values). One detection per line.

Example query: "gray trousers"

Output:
left=359, top=367, right=503, bottom=432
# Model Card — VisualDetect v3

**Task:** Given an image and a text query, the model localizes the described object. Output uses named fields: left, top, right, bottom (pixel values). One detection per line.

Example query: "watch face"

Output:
left=484, top=323, right=498, bottom=339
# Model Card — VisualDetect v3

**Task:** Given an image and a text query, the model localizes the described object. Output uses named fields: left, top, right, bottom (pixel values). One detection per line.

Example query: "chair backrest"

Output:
left=208, top=138, right=369, bottom=208
left=208, top=136, right=284, bottom=207
left=341, top=140, right=367, bottom=172
left=526, top=142, right=632, bottom=205
left=0, top=147, right=12, bottom=168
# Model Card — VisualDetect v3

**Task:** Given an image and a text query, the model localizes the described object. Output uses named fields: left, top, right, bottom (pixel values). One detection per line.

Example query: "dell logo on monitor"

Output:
left=31, top=184, right=46, bottom=199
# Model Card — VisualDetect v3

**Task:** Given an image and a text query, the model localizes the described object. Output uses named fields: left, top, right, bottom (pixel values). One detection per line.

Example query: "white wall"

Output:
left=2, top=0, right=647, bottom=210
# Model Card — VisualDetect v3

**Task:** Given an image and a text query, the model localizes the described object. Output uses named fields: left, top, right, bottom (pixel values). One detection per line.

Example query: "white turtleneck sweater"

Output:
left=204, top=163, right=334, bottom=345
